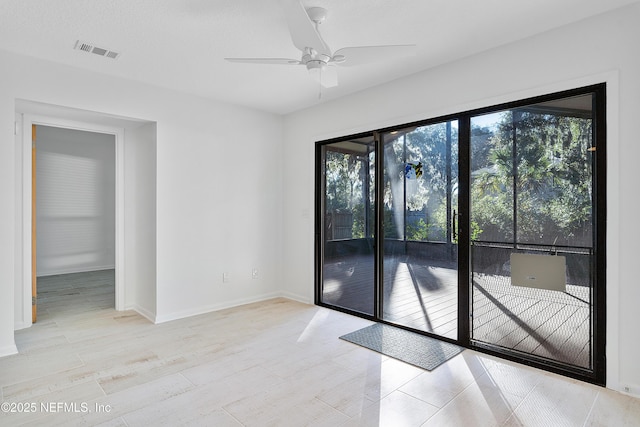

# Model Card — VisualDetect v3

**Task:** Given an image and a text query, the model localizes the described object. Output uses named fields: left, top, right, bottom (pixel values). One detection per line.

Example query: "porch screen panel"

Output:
left=381, top=121, right=459, bottom=339
left=319, top=137, right=376, bottom=315
left=470, top=93, right=596, bottom=370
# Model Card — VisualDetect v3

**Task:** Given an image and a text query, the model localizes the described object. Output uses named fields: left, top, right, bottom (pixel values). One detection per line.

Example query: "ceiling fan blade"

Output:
left=225, top=58, right=301, bottom=65
left=280, top=0, right=330, bottom=56
left=308, top=65, right=338, bottom=88
left=332, top=45, right=416, bottom=67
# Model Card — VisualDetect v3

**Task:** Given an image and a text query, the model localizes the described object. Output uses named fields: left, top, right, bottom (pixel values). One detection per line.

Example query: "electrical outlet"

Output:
left=222, top=272, right=230, bottom=283
left=252, top=268, right=258, bottom=279
left=621, top=384, right=639, bottom=396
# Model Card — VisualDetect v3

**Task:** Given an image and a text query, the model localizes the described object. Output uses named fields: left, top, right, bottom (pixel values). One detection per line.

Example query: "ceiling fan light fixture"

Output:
left=306, top=60, right=326, bottom=73
left=306, top=59, right=338, bottom=88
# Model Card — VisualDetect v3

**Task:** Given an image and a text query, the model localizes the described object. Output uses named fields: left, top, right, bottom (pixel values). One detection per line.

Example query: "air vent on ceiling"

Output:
left=74, top=40, right=120, bottom=60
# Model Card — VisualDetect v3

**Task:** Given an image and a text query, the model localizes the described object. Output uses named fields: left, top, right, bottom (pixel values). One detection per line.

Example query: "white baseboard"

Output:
left=280, top=291, right=312, bottom=305
left=37, top=265, right=116, bottom=277
left=14, top=320, right=31, bottom=331
left=154, top=292, right=288, bottom=324
left=0, top=344, right=19, bottom=358
left=615, top=383, right=640, bottom=398
left=129, top=304, right=156, bottom=323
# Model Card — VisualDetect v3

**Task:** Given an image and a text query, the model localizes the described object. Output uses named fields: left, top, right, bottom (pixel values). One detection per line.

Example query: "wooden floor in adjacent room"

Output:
left=1, top=270, right=639, bottom=426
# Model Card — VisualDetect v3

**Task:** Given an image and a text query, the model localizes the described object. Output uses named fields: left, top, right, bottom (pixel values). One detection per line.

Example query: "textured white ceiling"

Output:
left=1, top=0, right=638, bottom=114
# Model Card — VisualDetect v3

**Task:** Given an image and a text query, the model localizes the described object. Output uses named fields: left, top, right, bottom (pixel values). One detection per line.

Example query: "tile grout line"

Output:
left=177, top=372, right=197, bottom=387
left=221, top=405, right=247, bottom=426
left=409, top=368, right=492, bottom=422
left=582, top=389, right=600, bottom=427
left=498, top=372, right=544, bottom=426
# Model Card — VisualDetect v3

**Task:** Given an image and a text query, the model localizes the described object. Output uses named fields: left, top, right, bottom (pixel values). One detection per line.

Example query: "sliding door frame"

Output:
left=462, top=84, right=606, bottom=385
left=314, top=83, right=606, bottom=386
left=314, top=131, right=378, bottom=321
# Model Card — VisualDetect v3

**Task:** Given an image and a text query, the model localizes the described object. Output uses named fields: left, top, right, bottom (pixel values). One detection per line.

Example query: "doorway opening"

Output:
left=15, top=100, right=158, bottom=336
left=33, top=125, right=116, bottom=322
left=17, top=107, right=127, bottom=331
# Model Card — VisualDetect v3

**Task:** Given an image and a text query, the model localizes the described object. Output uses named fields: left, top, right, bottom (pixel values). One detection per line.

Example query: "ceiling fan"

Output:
left=224, top=0, right=416, bottom=88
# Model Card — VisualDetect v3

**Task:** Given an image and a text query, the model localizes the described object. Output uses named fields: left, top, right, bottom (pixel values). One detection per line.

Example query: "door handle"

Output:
left=452, top=209, right=457, bottom=241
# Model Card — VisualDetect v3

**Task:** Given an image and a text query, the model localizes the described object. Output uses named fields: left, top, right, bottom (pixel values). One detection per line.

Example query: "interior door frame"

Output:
left=31, top=125, right=37, bottom=323
left=20, top=114, right=125, bottom=325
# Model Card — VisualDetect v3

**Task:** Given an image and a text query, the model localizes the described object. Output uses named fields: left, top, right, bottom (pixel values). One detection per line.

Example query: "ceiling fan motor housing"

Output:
left=302, top=49, right=331, bottom=69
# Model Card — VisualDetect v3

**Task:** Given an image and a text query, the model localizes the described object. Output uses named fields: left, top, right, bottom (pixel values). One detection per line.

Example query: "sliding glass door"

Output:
left=317, top=135, right=376, bottom=315
left=469, top=92, right=602, bottom=372
left=316, top=84, right=605, bottom=384
left=381, top=122, right=459, bottom=339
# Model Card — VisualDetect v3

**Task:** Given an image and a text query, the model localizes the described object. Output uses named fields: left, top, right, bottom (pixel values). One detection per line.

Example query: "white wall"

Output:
left=0, top=48, right=284, bottom=354
left=282, top=4, right=640, bottom=395
left=125, top=122, right=157, bottom=320
left=35, top=126, right=116, bottom=276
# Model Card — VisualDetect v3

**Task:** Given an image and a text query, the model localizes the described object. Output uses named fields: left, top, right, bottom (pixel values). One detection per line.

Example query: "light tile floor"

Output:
left=1, top=271, right=639, bottom=426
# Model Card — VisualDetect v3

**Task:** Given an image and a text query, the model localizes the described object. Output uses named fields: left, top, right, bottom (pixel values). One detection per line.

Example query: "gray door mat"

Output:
left=340, top=323, right=464, bottom=371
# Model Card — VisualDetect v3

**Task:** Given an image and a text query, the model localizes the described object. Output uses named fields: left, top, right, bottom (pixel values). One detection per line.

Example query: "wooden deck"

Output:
left=472, top=273, right=591, bottom=369
left=321, top=255, right=458, bottom=339
left=321, top=255, right=591, bottom=369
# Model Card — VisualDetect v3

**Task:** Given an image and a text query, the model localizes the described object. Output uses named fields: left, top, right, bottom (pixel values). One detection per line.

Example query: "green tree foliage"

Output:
left=323, top=106, right=593, bottom=248
left=325, top=151, right=362, bottom=212
left=471, top=110, right=593, bottom=247
left=382, top=123, right=459, bottom=241
left=324, top=149, right=373, bottom=239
